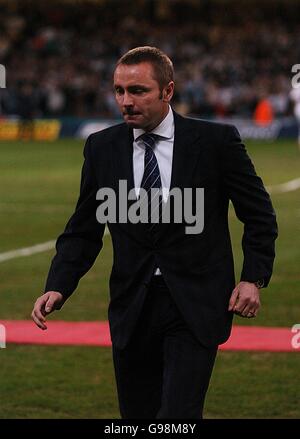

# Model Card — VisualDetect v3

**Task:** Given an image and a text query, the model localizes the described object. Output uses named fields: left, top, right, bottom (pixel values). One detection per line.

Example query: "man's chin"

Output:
left=125, top=121, right=141, bottom=128
left=123, top=114, right=144, bottom=128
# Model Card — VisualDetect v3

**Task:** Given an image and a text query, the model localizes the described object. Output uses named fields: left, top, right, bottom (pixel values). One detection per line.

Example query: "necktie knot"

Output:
left=138, top=133, right=159, bottom=150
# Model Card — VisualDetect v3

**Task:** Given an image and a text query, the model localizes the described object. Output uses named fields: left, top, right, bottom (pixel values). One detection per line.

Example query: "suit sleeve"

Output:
left=45, top=135, right=106, bottom=299
left=221, top=124, right=278, bottom=287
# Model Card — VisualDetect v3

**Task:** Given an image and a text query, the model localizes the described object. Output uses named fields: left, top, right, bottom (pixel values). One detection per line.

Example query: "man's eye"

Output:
left=115, top=88, right=123, bottom=94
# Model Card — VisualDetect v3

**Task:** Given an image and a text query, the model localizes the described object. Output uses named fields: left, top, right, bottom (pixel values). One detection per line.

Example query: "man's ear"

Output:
left=162, top=81, right=174, bottom=102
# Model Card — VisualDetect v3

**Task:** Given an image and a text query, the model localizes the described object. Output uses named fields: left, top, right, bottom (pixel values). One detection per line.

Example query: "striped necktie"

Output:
left=139, top=133, right=162, bottom=228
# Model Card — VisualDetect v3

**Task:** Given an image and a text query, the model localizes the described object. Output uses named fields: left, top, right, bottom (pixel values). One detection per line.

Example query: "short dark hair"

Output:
left=116, top=46, right=174, bottom=90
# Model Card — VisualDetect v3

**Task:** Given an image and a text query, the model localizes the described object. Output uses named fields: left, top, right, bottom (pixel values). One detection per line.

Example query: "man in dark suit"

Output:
left=31, top=47, right=278, bottom=418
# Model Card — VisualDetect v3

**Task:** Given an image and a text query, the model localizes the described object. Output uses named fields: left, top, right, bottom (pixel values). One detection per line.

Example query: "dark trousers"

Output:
left=112, top=275, right=218, bottom=419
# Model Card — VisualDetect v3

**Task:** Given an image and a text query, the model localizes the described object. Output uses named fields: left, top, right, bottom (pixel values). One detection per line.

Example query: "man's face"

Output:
left=113, top=62, right=174, bottom=131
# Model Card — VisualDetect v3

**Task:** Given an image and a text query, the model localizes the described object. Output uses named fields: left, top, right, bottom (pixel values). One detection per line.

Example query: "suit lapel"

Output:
left=111, top=124, right=150, bottom=242
left=170, top=111, right=203, bottom=190
left=154, top=110, right=205, bottom=241
left=111, top=123, right=135, bottom=198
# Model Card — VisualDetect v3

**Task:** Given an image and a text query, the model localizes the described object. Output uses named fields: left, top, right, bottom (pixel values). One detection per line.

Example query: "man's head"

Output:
left=114, top=46, right=174, bottom=131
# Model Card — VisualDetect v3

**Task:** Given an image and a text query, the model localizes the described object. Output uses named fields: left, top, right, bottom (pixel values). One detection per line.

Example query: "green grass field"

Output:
left=0, top=138, right=299, bottom=418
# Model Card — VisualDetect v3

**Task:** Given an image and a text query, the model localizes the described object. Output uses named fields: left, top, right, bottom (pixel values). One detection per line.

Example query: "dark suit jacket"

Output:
left=45, top=110, right=278, bottom=349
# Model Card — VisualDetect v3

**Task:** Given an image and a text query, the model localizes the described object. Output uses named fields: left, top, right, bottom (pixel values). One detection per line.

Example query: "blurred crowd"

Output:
left=0, top=0, right=299, bottom=120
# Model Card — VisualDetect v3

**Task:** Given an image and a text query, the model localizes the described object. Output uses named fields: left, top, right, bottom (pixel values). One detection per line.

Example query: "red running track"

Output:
left=0, top=320, right=298, bottom=352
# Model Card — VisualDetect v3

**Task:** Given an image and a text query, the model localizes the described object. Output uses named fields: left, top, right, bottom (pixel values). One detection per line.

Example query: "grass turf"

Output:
left=0, top=138, right=299, bottom=418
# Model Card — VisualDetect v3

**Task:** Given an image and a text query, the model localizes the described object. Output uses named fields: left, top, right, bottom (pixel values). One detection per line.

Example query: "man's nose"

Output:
left=123, top=91, right=134, bottom=106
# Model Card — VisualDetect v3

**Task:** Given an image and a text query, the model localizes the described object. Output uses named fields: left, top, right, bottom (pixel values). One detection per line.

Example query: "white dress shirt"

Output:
left=133, top=105, right=175, bottom=275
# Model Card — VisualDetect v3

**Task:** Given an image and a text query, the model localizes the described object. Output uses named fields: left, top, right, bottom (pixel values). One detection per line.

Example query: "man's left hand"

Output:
left=228, top=281, right=260, bottom=318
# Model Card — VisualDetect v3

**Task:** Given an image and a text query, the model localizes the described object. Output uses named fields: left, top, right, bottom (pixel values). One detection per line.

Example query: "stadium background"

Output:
left=0, top=0, right=300, bottom=418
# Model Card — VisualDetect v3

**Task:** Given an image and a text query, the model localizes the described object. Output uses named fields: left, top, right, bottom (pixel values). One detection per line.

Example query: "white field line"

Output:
left=0, top=228, right=109, bottom=263
left=0, top=175, right=299, bottom=263
left=266, top=177, right=300, bottom=194
left=0, top=240, right=56, bottom=263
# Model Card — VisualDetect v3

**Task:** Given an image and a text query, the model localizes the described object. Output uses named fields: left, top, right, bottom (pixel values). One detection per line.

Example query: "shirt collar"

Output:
left=133, top=105, right=174, bottom=142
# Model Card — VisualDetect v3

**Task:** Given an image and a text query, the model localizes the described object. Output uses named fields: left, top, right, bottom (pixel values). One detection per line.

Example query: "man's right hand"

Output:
left=31, top=291, right=64, bottom=330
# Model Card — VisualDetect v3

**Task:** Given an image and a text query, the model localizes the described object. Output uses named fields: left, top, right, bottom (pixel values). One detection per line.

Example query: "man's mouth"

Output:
left=123, top=111, right=141, bottom=117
